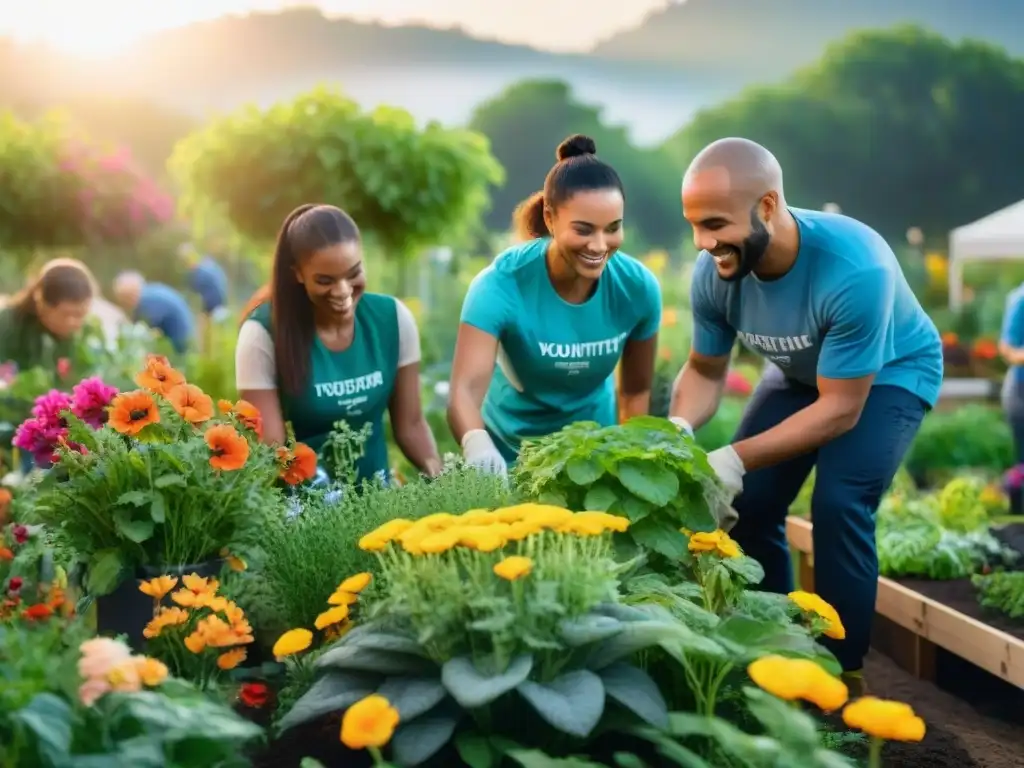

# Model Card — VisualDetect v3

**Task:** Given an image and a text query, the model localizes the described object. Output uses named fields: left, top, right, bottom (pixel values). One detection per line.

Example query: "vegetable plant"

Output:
left=973, top=570, right=1024, bottom=621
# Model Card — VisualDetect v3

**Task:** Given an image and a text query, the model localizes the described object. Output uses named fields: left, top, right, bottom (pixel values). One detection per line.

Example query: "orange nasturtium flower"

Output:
left=277, top=443, right=318, bottom=485
left=166, top=384, right=214, bottom=424
left=232, top=400, right=263, bottom=438
left=205, top=425, right=250, bottom=471
left=135, top=355, right=186, bottom=395
left=217, top=647, right=248, bottom=670
left=0, top=547, right=13, bottom=562
left=108, top=391, right=160, bottom=436
left=139, top=576, right=179, bottom=601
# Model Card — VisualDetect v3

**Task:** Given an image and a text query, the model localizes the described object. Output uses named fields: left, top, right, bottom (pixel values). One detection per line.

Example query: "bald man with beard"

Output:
left=669, top=138, right=942, bottom=693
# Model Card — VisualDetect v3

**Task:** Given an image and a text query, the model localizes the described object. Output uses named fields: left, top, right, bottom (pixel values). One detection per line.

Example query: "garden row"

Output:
left=1, top=356, right=935, bottom=768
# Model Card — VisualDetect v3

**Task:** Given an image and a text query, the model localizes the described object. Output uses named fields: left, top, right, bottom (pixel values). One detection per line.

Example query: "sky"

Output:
left=0, top=0, right=682, bottom=57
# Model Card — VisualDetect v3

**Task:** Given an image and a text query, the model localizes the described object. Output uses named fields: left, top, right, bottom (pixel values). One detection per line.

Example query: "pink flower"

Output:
left=56, top=358, right=71, bottom=379
left=0, top=362, right=17, bottom=385
left=31, top=390, right=73, bottom=427
left=13, top=418, right=68, bottom=466
left=725, top=370, right=753, bottom=397
left=12, top=525, right=28, bottom=544
left=78, top=637, right=132, bottom=680
left=78, top=678, right=111, bottom=707
left=71, top=377, right=118, bottom=428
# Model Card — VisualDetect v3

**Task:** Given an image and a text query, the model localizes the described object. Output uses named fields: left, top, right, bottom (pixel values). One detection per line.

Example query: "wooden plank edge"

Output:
left=785, top=515, right=1024, bottom=689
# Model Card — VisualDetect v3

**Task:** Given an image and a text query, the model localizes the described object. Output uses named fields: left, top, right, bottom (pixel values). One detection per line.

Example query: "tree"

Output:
left=469, top=80, right=685, bottom=251
left=665, top=26, right=1024, bottom=242
left=169, top=87, right=504, bottom=285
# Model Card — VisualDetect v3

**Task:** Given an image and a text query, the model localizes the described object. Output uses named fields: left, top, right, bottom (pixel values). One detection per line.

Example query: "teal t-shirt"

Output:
left=249, top=293, right=400, bottom=483
left=1001, top=283, right=1024, bottom=385
left=460, top=237, right=662, bottom=461
left=691, top=208, right=943, bottom=406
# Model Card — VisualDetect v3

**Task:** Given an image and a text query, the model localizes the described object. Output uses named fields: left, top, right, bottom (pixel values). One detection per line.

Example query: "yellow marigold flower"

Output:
left=842, top=697, right=926, bottom=742
left=358, top=533, right=389, bottom=552
left=416, top=512, right=458, bottom=531
left=459, top=509, right=498, bottom=525
left=788, top=591, right=847, bottom=640
left=139, top=575, right=178, bottom=601
left=217, top=648, right=248, bottom=670
left=316, top=605, right=350, bottom=630
left=493, top=504, right=531, bottom=523
left=341, top=694, right=400, bottom=750
left=328, top=590, right=359, bottom=606
left=324, top=620, right=354, bottom=643
left=134, top=657, right=169, bottom=687
left=748, top=655, right=849, bottom=712
left=688, top=530, right=741, bottom=558
left=414, top=528, right=461, bottom=555
left=337, top=573, right=372, bottom=594
left=226, top=554, right=247, bottom=572
left=525, top=505, right=575, bottom=529
left=458, top=527, right=506, bottom=552
left=504, top=520, right=542, bottom=541
left=143, top=606, right=189, bottom=639
left=367, top=518, right=414, bottom=543
left=494, top=556, right=533, bottom=581
left=576, top=511, right=629, bottom=533
left=273, top=628, right=313, bottom=659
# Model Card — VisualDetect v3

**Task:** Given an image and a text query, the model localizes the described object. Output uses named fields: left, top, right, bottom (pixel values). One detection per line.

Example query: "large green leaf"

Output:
left=517, top=670, right=605, bottom=738
left=273, top=670, right=380, bottom=732
left=507, top=750, right=609, bottom=768
left=722, top=555, right=764, bottom=585
left=390, top=699, right=462, bottom=767
left=316, top=644, right=435, bottom=676
left=628, top=517, right=689, bottom=560
left=587, top=620, right=722, bottom=669
left=614, top=460, right=679, bottom=507
left=12, top=693, right=72, bottom=765
left=583, top=483, right=619, bottom=512
left=376, top=676, right=448, bottom=722
left=566, top=457, right=604, bottom=486
left=86, top=548, right=125, bottom=596
left=343, top=630, right=429, bottom=657
left=598, top=663, right=668, bottom=728
left=113, top=508, right=155, bottom=544
left=558, top=614, right=624, bottom=646
left=441, top=654, right=532, bottom=709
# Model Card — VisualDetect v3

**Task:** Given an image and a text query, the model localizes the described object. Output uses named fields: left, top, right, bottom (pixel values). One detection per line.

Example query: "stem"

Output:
left=868, top=737, right=883, bottom=768
left=703, top=663, right=733, bottom=717
left=368, top=746, right=385, bottom=766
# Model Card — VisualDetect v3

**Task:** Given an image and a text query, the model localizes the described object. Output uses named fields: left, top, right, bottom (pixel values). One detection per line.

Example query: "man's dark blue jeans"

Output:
left=728, top=366, right=928, bottom=673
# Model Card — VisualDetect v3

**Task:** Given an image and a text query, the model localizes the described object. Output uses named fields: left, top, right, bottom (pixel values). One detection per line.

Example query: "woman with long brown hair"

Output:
left=234, top=204, right=441, bottom=483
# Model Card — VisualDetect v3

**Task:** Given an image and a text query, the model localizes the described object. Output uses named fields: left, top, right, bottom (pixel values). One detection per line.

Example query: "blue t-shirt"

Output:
left=460, top=237, right=662, bottom=461
left=691, top=208, right=943, bottom=407
left=136, top=283, right=195, bottom=354
left=188, top=257, right=228, bottom=313
left=1000, top=284, right=1024, bottom=384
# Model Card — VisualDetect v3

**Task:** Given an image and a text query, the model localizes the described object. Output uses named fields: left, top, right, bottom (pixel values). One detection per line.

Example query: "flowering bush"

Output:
left=30, top=356, right=311, bottom=595
left=139, top=573, right=255, bottom=690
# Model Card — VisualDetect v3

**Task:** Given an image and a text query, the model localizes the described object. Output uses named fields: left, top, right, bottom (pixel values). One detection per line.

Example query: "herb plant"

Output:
left=973, top=570, right=1024, bottom=620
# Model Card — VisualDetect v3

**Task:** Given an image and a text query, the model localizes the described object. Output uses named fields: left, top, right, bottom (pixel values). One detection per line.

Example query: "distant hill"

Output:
left=591, top=0, right=1024, bottom=78
left=2, top=5, right=1021, bottom=147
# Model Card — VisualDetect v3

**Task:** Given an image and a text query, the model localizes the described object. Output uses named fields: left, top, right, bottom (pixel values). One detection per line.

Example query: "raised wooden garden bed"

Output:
left=785, top=516, right=1024, bottom=690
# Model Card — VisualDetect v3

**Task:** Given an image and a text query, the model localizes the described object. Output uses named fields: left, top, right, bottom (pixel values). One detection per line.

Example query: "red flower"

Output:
left=56, top=358, right=71, bottom=379
left=22, top=603, right=53, bottom=621
left=239, top=682, right=270, bottom=708
left=8, top=577, right=22, bottom=592
left=12, top=525, right=28, bottom=544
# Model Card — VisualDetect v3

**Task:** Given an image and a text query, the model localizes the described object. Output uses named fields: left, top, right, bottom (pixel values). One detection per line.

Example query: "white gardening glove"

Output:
left=461, top=429, right=508, bottom=477
left=707, top=445, right=745, bottom=500
left=670, top=416, right=694, bottom=437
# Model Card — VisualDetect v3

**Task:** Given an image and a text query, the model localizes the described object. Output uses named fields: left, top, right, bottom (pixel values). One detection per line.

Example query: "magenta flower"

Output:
left=31, top=390, right=73, bottom=428
left=71, top=377, right=118, bottom=429
left=1003, top=465, right=1024, bottom=492
left=13, top=418, right=68, bottom=467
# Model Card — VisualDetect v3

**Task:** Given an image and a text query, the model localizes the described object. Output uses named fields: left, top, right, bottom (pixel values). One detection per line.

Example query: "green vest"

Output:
left=0, top=307, right=75, bottom=373
left=249, top=294, right=399, bottom=483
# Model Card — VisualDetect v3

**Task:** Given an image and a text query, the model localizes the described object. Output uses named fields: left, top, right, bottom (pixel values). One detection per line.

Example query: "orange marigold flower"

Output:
left=166, top=384, right=214, bottom=424
left=0, top=547, right=13, bottom=562
left=139, top=575, right=178, bottom=601
left=217, top=648, right=247, bottom=670
left=135, top=356, right=186, bottom=395
left=108, top=391, right=160, bottom=436
left=205, top=425, right=250, bottom=471
left=278, top=442, right=318, bottom=485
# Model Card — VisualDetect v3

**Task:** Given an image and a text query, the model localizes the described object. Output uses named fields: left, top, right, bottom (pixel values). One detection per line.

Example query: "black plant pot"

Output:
left=95, top=559, right=225, bottom=651
left=1010, top=486, right=1023, bottom=516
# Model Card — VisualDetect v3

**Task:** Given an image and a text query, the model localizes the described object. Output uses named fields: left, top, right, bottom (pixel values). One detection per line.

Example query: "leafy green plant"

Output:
left=904, top=405, right=1013, bottom=480
left=514, top=417, right=728, bottom=562
left=276, top=505, right=686, bottom=767
left=973, top=570, right=1024, bottom=620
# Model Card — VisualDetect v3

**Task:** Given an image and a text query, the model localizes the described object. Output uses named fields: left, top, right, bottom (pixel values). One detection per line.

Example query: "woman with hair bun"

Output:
left=235, top=204, right=441, bottom=484
left=448, top=134, right=662, bottom=475
left=0, top=258, right=96, bottom=372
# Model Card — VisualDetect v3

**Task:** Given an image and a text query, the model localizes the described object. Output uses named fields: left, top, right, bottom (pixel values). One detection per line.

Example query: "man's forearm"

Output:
left=733, top=399, right=857, bottom=471
left=669, top=363, right=725, bottom=431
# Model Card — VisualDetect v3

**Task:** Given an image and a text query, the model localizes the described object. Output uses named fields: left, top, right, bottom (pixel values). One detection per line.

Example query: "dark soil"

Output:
left=864, top=651, right=1024, bottom=768
left=897, top=577, right=1024, bottom=641
left=993, top=523, right=1024, bottom=567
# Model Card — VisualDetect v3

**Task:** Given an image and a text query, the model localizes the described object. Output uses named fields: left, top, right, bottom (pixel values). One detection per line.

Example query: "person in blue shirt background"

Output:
left=448, top=134, right=662, bottom=476
left=179, top=243, right=230, bottom=321
left=668, top=138, right=942, bottom=694
left=999, top=283, right=1024, bottom=463
left=112, top=271, right=195, bottom=355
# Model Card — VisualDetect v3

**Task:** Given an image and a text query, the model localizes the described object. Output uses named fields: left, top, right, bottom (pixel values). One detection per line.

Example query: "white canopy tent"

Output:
left=948, top=199, right=1024, bottom=310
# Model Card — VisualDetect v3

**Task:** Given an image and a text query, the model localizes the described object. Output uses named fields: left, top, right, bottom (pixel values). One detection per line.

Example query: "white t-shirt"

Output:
left=235, top=298, right=422, bottom=390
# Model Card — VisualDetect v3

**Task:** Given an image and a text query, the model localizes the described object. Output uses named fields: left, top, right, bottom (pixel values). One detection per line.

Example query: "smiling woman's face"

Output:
left=546, top=188, right=625, bottom=280
left=294, top=241, right=366, bottom=321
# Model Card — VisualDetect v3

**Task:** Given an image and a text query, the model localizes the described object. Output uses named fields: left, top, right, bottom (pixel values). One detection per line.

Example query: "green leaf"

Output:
left=344, top=631, right=430, bottom=657
left=598, top=662, right=668, bottom=728
left=629, top=517, right=689, bottom=560
left=113, top=508, right=155, bottom=544
left=86, top=548, right=125, bottom=595
left=316, top=644, right=435, bottom=676
left=277, top=670, right=380, bottom=731
left=742, top=687, right=821, bottom=748
left=150, top=492, right=166, bottom=523
left=587, top=620, right=721, bottom=669
left=154, top=474, right=186, bottom=489
left=508, top=751, right=609, bottom=768
left=517, top=670, right=605, bottom=738
left=537, top=490, right=568, bottom=507
left=583, top=483, right=619, bottom=512
left=391, top=699, right=461, bottom=767
left=566, top=457, right=604, bottom=486
left=558, top=614, right=624, bottom=646
left=614, top=460, right=679, bottom=507
left=116, top=490, right=150, bottom=506
left=12, top=693, right=72, bottom=764
left=300, top=760, right=328, bottom=768
left=441, top=654, right=532, bottom=709
left=722, top=555, right=764, bottom=585
left=455, top=732, right=495, bottom=768
left=376, top=677, right=448, bottom=721
left=620, top=496, right=653, bottom=523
